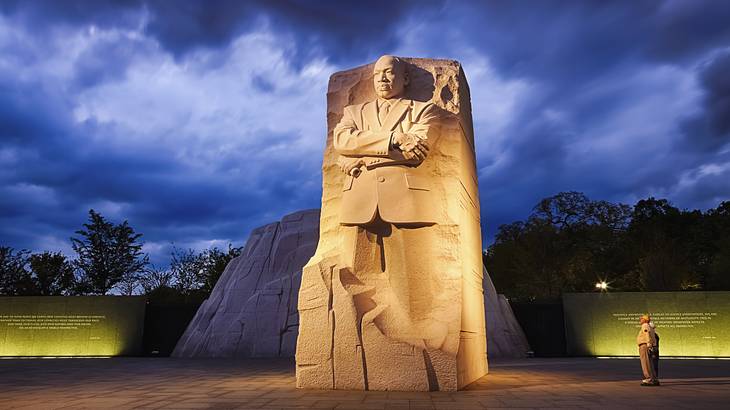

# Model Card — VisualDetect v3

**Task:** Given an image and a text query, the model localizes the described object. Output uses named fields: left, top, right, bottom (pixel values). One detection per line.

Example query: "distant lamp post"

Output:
left=595, top=281, right=608, bottom=291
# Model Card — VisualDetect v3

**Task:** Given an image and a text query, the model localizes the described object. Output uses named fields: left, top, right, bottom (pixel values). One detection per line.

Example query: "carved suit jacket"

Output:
left=333, top=98, right=440, bottom=225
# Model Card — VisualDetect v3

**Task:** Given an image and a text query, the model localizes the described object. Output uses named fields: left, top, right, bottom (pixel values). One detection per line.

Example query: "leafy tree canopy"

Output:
left=487, top=194, right=730, bottom=301
left=71, top=209, right=149, bottom=295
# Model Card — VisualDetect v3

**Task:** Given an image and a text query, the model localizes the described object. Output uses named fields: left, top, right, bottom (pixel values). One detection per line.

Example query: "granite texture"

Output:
left=295, top=57, right=488, bottom=391
left=172, top=209, right=319, bottom=358
left=173, top=211, right=528, bottom=362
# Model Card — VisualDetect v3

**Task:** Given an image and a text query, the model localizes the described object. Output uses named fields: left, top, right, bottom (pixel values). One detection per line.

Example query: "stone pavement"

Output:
left=0, top=357, right=728, bottom=409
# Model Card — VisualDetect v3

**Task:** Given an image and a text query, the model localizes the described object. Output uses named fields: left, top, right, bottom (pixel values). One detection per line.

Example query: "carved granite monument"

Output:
left=172, top=210, right=318, bottom=358
left=295, top=56, right=487, bottom=391
left=171, top=56, right=526, bottom=388
left=171, top=209, right=529, bottom=362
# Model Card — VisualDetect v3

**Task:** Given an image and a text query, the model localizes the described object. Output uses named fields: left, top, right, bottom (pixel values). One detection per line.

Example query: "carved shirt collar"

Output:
left=377, top=97, right=402, bottom=111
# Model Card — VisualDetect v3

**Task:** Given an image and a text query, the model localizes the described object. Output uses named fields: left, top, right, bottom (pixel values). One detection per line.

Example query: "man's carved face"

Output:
left=373, top=55, right=407, bottom=99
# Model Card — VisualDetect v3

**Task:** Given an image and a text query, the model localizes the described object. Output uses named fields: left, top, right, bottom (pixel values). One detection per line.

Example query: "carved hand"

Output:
left=393, top=132, right=429, bottom=161
left=337, top=156, right=365, bottom=176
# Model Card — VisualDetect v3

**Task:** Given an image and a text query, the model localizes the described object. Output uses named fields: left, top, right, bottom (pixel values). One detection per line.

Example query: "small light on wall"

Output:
left=595, top=281, right=608, bottom=291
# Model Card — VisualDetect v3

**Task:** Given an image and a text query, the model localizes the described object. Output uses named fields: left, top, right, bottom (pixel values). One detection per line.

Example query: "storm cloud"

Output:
left=1, top=0, right=728, bottom=264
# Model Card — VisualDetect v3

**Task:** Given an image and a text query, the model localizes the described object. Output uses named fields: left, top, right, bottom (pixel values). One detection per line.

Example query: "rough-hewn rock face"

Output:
left=172, top=209, right=319, bottom=358
left=173, top=61, right=530, bottom=374
left=296, top=57, right=487, bottom=391
left=173, top=209, right=529, bottom=361
left=483, top=269, right=530, bottom=358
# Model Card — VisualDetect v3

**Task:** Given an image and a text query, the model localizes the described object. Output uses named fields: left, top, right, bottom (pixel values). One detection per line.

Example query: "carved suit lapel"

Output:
left=363, top=101, right=379, bottom=130
left=381, top=99, right=409, bottom=132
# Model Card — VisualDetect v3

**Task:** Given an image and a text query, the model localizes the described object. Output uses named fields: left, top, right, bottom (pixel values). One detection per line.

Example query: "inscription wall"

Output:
left=563, top=292, right=730, bottom=357
left=0, top=296, right=146, bottom=356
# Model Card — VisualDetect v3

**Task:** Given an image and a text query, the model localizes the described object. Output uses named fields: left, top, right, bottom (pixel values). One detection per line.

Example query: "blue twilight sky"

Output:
left=1, top=0, right=729, bottom=265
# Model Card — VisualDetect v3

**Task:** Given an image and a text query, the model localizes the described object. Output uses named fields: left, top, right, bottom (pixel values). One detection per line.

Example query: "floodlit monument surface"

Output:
left=564, top=292, right=730, bottom=357
left=171, top=208, right=528, bottom=361
left=0, top=296, right=146, bottom=356
left=295, top=56, right=487, bottom=391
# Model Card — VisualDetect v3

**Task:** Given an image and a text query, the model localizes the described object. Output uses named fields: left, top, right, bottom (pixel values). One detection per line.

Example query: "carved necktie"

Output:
left=378, top=101, right=390, bottom=126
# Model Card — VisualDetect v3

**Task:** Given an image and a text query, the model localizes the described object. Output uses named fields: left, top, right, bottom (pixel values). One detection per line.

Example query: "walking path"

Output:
left=0, top=357, right=728, bottom=409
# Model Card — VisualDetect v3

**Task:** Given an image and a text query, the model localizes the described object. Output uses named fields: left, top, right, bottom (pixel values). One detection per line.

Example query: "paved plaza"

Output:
left=0, top=357, right=729, bottom=409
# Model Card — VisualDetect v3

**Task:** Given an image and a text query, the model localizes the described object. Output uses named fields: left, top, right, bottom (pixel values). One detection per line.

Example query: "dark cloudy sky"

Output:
left=1, top=0, right=729, bottom=265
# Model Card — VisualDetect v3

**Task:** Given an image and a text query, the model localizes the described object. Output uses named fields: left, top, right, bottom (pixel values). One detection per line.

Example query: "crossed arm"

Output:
left=333, top=103, right=438, bottom=162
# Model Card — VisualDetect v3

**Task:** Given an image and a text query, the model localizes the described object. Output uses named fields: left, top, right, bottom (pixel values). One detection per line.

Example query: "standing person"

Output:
left=637, top=315, right=659, bottom=386
left=649, top=321, right=660, bottom=378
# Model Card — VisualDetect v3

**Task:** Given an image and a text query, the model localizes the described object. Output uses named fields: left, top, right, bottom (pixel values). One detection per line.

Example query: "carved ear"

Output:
left=404, top=70, right=410, bottom=87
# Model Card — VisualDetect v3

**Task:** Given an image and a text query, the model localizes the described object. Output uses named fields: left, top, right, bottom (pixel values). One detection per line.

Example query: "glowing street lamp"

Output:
left=595, top=281, right=608, bottom=291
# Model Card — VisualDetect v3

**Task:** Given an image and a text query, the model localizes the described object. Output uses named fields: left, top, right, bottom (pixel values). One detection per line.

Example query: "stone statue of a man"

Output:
left=296, top=55, right=487, bottom=392
left=332, top=55, right=450, bottom=354
left=334, top=55, right=440, bottom=224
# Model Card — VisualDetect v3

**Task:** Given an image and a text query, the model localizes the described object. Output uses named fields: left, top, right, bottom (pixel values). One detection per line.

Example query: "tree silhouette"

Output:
left=71, top=209, right=148, bottom=295
left=139, top=265, right=175, bottom=294
left=0, top=247, right=33, bottom=296
left=200, top=245, right=242, bottom=294
left=169, top=247, right=206, bottom=295
left=28, top=251, right=75, bottom=295
left=165, top=244, right=242, bottom=295
left=486, top=193, right=730, bottom=301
